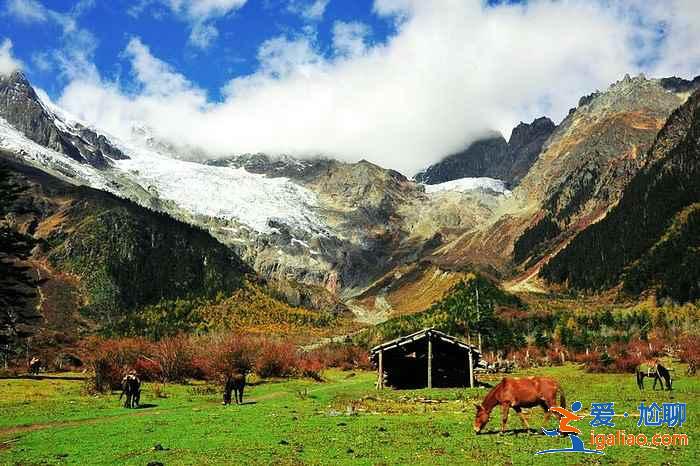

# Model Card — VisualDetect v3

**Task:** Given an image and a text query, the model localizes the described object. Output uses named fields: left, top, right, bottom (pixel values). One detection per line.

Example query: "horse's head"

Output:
left=473, top=403, right=490, bottom=433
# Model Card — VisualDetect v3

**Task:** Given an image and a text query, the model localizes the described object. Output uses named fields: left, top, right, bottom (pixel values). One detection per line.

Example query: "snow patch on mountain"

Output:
left=1, top=111, right=330, bottom=236
left=113, top=145, right=327, bottom=234
left=423, top=177, right=511, bottom=195
left=0, top=116, right=112, bottom=191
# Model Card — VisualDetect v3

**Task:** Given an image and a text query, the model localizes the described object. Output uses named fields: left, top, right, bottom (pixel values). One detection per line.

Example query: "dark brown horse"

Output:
left=120, top=372, right=141, bottom=408
left=28, top=357, right=41, bottom=375
left=636, top=362, right=672, bottom=391
left=474, top=376, right=565, bottom=434
left=223, top=373, right=246, bottom=405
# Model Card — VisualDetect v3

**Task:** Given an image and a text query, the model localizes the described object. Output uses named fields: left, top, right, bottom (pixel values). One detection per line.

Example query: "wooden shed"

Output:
left=370, top=328, right=482, bottom=389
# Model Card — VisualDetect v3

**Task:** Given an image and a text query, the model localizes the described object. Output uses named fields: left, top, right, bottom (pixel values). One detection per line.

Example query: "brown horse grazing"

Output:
left=223, top=373, right=246, bottom=405
left=474, top=376, right=565, bottom=434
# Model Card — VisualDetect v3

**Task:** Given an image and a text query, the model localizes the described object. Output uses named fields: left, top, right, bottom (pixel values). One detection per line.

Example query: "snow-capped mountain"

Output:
left=0, top=71, right=509, bottom=309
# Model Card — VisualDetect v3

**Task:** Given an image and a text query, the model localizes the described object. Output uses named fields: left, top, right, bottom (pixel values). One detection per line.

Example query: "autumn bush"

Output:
left=81, top=331, right=375, bottom=391
left=153, top=336, right=195, bottom=382
left=306, top=344, right=372, bottom=371
left=678, top=335, right=700, bottom=367
left=255, top=339, right=299, bottom=378
left=195, top=333, right=256, bottom=381
left=82, top=337, right=155, bottom=392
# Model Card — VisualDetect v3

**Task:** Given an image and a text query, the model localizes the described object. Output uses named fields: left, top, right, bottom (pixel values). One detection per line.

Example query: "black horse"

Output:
left=223, top=373, right=246, bottom=405
left=636, top=362, right=672, bottom=391
left=120, top=372, right=142, bottom=408
left=28, top=357, right=41, bottom=375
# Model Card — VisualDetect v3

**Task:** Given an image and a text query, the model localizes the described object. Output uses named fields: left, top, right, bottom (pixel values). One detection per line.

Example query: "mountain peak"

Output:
left=0, top=72, right=126, bottom=167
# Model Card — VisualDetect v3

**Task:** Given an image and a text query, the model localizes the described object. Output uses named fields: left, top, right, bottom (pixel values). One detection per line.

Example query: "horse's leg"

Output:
left=514, top=406, right=530, bottom=431
left=636, top=371, right=643, bottom=390
left=653, top=375, right=659, bottom=390
left=239, top=387, right=244, bottom=404
left=500, top=404, right=510, bottom=433
left=541, top=401, right=553, bottom=427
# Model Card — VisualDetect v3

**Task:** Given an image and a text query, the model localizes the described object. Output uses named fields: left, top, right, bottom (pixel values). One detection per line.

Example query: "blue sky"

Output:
left=1, top=0, right=399, bottom=100
left=1, top=1, right=698, bottom=174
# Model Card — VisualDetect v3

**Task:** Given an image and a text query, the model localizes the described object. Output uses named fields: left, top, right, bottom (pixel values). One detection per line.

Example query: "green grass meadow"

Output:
left=0, top=365, right=697, bottom=465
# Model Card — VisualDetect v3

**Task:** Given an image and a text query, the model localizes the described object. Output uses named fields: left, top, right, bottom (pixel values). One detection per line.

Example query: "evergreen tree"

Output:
left=0, top=163, right=40, bottom=361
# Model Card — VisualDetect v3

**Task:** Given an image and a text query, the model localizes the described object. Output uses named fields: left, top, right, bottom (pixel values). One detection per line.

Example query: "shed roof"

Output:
left=369, top=328, right=481, bottom=356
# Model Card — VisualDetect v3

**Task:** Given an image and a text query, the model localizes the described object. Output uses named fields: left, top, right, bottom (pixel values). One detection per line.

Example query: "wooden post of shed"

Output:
left=427, top=334, right=433, bottom=389
left=468, top=348, right=474, bottom=388
left=377, top=349, right=384, bottom=389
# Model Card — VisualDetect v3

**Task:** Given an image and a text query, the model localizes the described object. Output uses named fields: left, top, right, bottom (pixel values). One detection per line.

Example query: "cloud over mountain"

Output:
left=55, top=0, right=700, bottom=175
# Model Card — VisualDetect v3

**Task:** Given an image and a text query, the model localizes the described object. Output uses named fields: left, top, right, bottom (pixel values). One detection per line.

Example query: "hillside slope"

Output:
left=540, top=90, right=700, bottom=302
left=0, top=157, right=250, bottom=334
left=434, top=74, right=699, bottom=288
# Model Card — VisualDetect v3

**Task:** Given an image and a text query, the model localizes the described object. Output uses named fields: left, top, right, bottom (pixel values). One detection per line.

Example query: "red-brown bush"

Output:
left=83, top=337, right=155, bottom=392
left=255, top=339, right=299, bottom=378
left=154, top=336, right=195, bottom=382
left=305, top=344, right=372, bottom=371
left=678, top=335, right=700, bottom=366
left=196, top=333, right=256, bottom=381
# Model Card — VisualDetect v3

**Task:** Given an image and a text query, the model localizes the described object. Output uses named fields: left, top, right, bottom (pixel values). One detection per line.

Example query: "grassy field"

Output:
left=0, top=365, right=697, bottom=465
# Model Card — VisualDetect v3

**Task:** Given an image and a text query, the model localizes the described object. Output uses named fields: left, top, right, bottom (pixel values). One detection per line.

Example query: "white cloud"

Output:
left=332, top=21, right=370, bottom=57
left=31, top=51, right=52, bottom=72
left=5, top=0, right=47, bottom=23
left=0, top=38, right=23, bottom=75
left=57, top=0, right=700, bottom=175
left=4, top=0, right=98, bottom=80
left=189, top=22, right=220, bottom=49
left=169, top=0, right=247, bottom=19
left=124, top=37, right=206, bottom=101
left=288, top=0, right=330, bottom=21
left=130, top=0, right=247, bottom=49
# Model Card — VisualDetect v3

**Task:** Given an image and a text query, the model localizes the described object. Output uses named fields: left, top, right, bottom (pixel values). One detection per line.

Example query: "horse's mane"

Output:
left=481, top=379, right=504, bottom=410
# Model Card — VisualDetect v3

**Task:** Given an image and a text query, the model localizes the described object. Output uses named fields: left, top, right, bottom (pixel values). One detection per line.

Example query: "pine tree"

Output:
left=0, top=163, right=40, bottom=361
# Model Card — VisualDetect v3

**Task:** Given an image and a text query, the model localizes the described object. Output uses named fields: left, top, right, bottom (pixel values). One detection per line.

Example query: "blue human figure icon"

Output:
left=537, top=401, right=603, bottom=455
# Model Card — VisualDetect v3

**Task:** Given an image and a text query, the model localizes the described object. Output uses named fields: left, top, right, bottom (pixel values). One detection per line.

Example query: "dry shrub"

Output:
left=573, top=350, right=600, bottom=366
left=255, top=339, right=299, bottom=378
left=82, top=337, right=155, bottom=392
left=154, top=336, right=195, bottom=382
left=133, top=356, right=162, bottom=381
left=80, top=332, right=373, bottom=390
left=578, top=342, right=643, bottom=373
left=678, top=335, right=700, bottom=366
left=196, top=333, right=255, bottom=381
left=613, top=353, right=643, bottom=373
left=298, top=353, right=325, bottom=381
left=305, top=344, right=372, bottom=371
left=508, top=346, right=545, bottom=369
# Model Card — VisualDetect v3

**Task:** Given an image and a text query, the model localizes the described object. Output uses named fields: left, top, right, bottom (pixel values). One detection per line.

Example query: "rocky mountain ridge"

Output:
left=415, top=116, right=556, bottom=187
left=2, top=69, right=700, bottom=329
